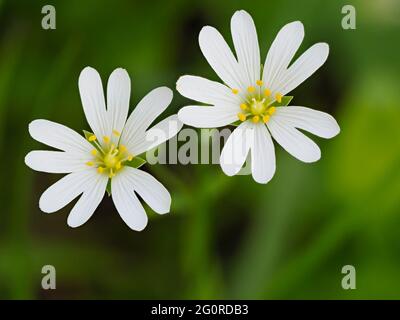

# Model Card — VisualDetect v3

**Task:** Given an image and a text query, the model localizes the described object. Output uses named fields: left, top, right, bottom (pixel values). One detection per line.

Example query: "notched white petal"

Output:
left=124, top=167, right=171, bottom=215
left=28, top=119, right=92, bottom=154
left=267, top=117, right=321, bottom=163
left=178, top=105, right=237, bottom=128
left=79, top=66, right=110, bottom=141
left=220, top=121, right=253, bottom=176
left=111, top=172, right=148, bottom=231
left=199, top=26, right=244, bottom=89
left=107, top=68, right=131, bottom=141
left=176, top=75, right=240, bottom=107
left=25, top=150, right=90, bottom=173
left=262, top=21, right=304, bottom=92
left=39, top=170, right=98, bottom=213
left=120, top=86, right=173, bottom=151
left=133, top=115, right=183, bottom=155
left=67, top=174, right=107, bottom=228
left=275, top=106, right=340, bottom=138
left=251, top=124, right=276, bottom=184
left=231, top=10, right=260, bottom=87
left=277, top=43, right=329, bottom=95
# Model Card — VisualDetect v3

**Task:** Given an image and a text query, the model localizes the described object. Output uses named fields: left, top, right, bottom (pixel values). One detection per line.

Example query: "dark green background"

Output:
left=0, top=0, right=399, bottom=299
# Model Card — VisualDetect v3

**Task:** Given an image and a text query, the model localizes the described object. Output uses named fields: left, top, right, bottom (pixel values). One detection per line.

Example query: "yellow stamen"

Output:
left=247, top=86, right=255, bottom=93
left=256, top=80, right=263, bottom=86
left=237, top=113, right=247, bottom=122
left=263, top=115, right=270, bottom=123
left=97, top=167, right=104, bottom=174
left=112, top=129, right=121, bottom=137
left=240, top=103, right=248, bottom=111
left=232, top=88, right=239, bottom=94
left=275, top=93, right=282, bottom=103
left=88, top=135, right=97, bottom=142
left=264, top=88, right=271, bottom=97
left=86, top=161, right=94, bottom=166
left=109, top=169, right=114, bottom=178
left=268, top=106, right=276, bottom=115
left=119, top=145, right=127, bottom=153
left=103, top=136, right=110, bottom=144
left=116, top=161, right=122, bottom=170
left=90, top=149, right=98, bottom=156
left=127, top=154, right=133, bottom=161
left=252, top=115, right=260, bottom=123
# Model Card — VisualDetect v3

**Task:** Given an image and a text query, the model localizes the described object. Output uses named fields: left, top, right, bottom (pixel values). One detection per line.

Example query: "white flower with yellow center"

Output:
left=177, top=10, right=340, bottom=183
left=25, top=67, right=182, bottom=231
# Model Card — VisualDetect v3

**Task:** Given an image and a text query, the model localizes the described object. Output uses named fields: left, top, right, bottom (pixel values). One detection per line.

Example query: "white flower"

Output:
left=25, top=67, right=182, bottom=231
left=177, top=10, right=340, bottom=184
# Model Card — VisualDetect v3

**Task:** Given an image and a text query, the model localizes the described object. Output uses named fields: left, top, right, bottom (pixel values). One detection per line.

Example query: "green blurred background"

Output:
left=0, top=0, right=399, bottom=299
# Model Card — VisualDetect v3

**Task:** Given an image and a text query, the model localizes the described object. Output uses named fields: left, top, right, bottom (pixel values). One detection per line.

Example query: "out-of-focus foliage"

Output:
left=0, top=0, right=399, bottom=299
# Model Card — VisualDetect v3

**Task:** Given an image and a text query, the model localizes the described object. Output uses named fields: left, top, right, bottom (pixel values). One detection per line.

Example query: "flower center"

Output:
left=250, top=99, right=266, bottom=115
left=233, top=80, right=283, bottom=124
left=104, top=153, right=119, bottom=169
left=85, top=131, right=133, bottom=178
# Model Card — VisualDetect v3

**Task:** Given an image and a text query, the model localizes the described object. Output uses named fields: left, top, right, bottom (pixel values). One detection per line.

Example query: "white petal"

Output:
left=276, top=43, right=329, bottom=96
left=274, top=106, right=340, bottom=138
left=78, top=67, right=110, bottom=142
left=39, top=170, right=98, bottom=213
left=29, top=119, right=92, bottom=154
left=231, top=10, right=260, bottom=87
left=122, top=167, right=171, bottom=214
left=132, top=115, right=182, bottom=155
left=251, top=124, right=276, bottom=184
left=267, top=117, right=321, bottom=163
left=25, top=150, right=90, bottom=173
left=107, top=68, right=130, bottom=144
left=178, top=105, right=237, bottom=128
left=120, top=87, right=172, bottom=149
left=176, top=75, right=240, bottom=107
left=199, top=26, right=245, bottom=90
left=262, top=21, right=304, bottom=93
left=67, top=174, right=107, bottom=228
left=111, top=172, right=148, bottom=231
left=220, top=121, right=253, bottom=176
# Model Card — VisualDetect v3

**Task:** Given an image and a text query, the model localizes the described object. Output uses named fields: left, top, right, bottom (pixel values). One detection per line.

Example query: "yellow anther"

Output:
left=109, top=169, right=115, bottom=178
left=119, top=145, right=127, bottom=153
left=240, top=103, right=248, bottom=111
left=264, top=88, right=271, bottom=97
left=88, top=135, right=97, bottom=142
left=116, top=161, right=122, bottom=170
left=86, top=161, right=94, bottom=166
left=268, top=106, right=276, bottom=115
left=90, top=149, right=98, bottom=156
left=237, top=113, right=247, bottom=122
left=97, top=167, right=104, bottom=174
left=247, top=86, right=255, bottom=93
left=256, top=80, right=263, bottom=86
left=275, top=93, right=282, bottom=103
left=263, top=115, right=270, bottom=123
left=103, top=136, right=110, bottom=144
left=252, top=115, right=260, bottom=123
left=112, top=129, right=121, bottom=136
left=127, top=154, right=133, bottom=161
left=232, top=88, right=239, bottom=94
